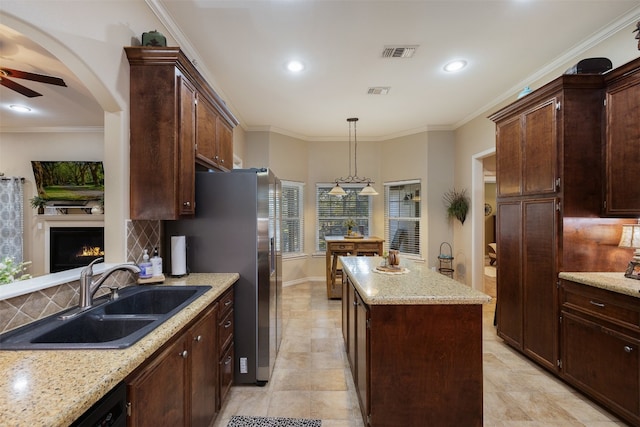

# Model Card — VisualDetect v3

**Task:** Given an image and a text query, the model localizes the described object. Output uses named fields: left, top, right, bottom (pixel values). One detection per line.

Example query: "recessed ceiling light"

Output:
left=9, top=104, right=32, bottom=113
left=443, top=60, right=467, bottom=73
left=286, top=60, right=305, bottom=73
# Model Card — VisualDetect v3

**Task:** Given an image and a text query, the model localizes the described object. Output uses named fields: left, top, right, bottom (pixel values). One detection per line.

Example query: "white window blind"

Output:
left=281, top=181, right=304, bottom=254
left=316, top=184, right=372, bottom=251
left=385, top=180, right=421, bottom=257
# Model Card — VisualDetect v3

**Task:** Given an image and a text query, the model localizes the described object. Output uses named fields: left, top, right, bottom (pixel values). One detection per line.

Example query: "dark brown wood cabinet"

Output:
left=491, top=75, right=603, bottom=371
left=603, top=57, right=640, bottom=216
left=342, top=276, right=483, bottom=426
left=125, top=47, right=238, bottom=220
left=216, top=287, right=234, bottom=407
left=126, top=288, right=234, bottom=427
left=196, top=95, right=234, bottom=171
left=127, top=333, right=188, bottom=427
left=190, top=306, right=219, bottom=427
left=560, top=280, right=640, bottom=426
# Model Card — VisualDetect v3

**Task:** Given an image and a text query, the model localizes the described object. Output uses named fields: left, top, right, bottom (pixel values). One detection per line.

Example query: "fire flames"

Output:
left=77, top=246, right=105, bottom=257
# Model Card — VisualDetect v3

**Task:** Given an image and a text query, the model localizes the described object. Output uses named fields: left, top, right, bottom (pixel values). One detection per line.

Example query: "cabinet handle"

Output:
left=224, top=320, right=232, bottom=328
left=183, top=201, right=191, bottom=207
left=194, top=335, right=202, bottom=342
left=179, top=350, right=188, bottom=359
left=589, top=300, right=605, bottom=308
left=624, top=346, right=633, bottom=353
left=224, top=355, right=232, bottom=365
left=224, top=299, right=232, bottom=307
left=221, top=159, right=225, bottom=164
left=353, top=301, right=358, bottom=306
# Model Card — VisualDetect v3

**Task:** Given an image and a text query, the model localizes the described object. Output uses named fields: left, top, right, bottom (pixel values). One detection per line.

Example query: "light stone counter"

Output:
left=559, top=271, right=640, bottom=299
left=0, top=272, right=238, bottom=427
left=340, top=256, right=491, bottom=305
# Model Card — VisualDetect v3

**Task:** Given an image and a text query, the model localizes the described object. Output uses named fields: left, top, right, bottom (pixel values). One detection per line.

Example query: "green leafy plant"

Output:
left=0, top=257, right=32, bottom=285
left=343, top=218, right=357, bottom=229
left=29, top=195, right=47, bottom=209
left=443, top=188, right=470, bottom=225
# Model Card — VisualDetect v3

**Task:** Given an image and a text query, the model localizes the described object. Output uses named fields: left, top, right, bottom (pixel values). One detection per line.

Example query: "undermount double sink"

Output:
left=0, top=285, right=211, bottom=350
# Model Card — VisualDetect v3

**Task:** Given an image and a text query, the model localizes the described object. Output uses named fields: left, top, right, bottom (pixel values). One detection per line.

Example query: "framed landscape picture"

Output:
left=31, top=161, right=104, bottom=204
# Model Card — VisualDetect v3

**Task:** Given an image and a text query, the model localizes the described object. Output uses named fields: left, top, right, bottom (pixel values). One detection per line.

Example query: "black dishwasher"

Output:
left=71, top=381, right=126, bottom=427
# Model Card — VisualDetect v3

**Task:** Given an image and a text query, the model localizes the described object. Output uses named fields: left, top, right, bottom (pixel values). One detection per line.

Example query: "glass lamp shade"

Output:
left=328, top=183, right=347, bottom=196
left=359, top=183, right=378, bottom=196
left=619, top=223, right=640, bottom=261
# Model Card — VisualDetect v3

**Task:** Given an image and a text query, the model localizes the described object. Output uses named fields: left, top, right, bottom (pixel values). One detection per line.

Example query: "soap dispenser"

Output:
left=139, top=249, right=152, bottom=279
left=151, top=247, right=163, bottom=277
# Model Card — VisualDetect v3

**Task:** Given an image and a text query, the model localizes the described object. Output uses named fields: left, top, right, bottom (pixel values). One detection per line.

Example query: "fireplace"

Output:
left=49, top=227, right=105, bottom=273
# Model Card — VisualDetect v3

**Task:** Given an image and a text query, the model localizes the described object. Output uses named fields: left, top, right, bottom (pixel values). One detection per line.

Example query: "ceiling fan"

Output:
left=0, top=67, right=67, bottom=98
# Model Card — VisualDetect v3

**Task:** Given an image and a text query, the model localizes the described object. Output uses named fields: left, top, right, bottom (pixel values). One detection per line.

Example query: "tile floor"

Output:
left=213, top=273, right=629, bottom=427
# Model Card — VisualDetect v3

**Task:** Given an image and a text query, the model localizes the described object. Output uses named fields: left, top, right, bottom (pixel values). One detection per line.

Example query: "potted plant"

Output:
left=443, top=188, right=470, bottom=225
left=344, top=218, right=357, bottom=236
left=29, top=195, right=47, bottom=215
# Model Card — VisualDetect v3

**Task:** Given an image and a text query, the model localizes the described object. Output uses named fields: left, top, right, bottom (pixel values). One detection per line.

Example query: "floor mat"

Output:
left=227, top=416, right=321, bottom=427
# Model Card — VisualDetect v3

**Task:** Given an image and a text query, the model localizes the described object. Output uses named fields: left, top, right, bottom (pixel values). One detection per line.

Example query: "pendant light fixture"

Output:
left=328, top=118, right=378, bottom=196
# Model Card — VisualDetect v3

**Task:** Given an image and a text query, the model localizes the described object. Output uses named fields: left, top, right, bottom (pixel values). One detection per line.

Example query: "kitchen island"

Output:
left=0, top=273, right=238, bottom=427
left=340, top=256, right=491, bottom=427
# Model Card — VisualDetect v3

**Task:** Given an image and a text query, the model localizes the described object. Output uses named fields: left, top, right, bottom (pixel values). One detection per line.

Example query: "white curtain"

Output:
left=0, top=177, right=25, bottom=263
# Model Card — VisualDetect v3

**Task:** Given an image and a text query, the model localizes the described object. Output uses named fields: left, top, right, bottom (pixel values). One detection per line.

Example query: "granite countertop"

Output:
left=340, top=256, right=491, bottom=305
left=0, top=272, right=238, bottom=427
left=559, top=271, right=640, bottom=299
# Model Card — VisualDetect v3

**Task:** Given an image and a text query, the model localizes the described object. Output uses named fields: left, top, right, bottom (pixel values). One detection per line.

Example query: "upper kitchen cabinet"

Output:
left=603, top=56, right=640, bottom=217
left=126, top=47, right=239, bottom=220
left=490, top=75, right=604, bottom=210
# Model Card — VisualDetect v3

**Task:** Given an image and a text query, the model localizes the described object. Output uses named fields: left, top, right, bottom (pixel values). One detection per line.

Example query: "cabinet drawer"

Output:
left=356, top=243, right=380, bottom=252
left=328, top=243, right=355, bottom=251
left=562, top=281, right=640, bottom=328
left=219, top=343, right=234, bottom=406
left=218, top=287, right=234, bottom=320
left=218, top=308, right=234, bottom=351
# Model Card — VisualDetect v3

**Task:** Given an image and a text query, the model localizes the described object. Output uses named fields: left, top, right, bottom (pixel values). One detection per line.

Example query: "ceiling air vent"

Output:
left=367, top=87, right=390, bottom=95
left=381, top=45, right=418, bottom=58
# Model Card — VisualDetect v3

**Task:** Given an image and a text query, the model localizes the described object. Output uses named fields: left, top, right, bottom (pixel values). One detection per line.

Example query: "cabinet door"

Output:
left=496, top=116, right=522, bottom=197
left=496, top=201, right=523, bottom=348
left=347, top=279, right=356, bottom=374
left=605, top=79, right=640, bottom=216
left=216, top=116, right=233, bottom=170
left=522, top=198, right=558, bottom=370
left=562, top=312, right=640, bottom=420
left=355, top=292, right=369, bottom=424
left=195, top=95, right=218, bottom=166
left=522, top=99, right=557, bottom=195
left=127, top=337, right=188, bottom=427
left=190, top=306, right=218, bottom=427
left=178, top=75, right=196, bottom=216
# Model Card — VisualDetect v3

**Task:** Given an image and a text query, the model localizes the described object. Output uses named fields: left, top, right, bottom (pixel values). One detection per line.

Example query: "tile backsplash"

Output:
left=0, top=220, right=161, bottom=333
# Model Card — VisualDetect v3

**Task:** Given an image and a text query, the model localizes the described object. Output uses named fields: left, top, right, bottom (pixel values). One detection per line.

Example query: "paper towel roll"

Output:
left=171, top=235, right=187, bottom=276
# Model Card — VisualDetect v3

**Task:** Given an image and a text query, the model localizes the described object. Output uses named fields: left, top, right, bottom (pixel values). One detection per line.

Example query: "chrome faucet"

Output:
left=79, top=257, right=141, bottom=310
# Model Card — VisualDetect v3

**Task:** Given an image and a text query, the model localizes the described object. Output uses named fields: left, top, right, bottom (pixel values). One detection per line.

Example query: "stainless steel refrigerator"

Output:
left=164, top=168, right=282, bottom=385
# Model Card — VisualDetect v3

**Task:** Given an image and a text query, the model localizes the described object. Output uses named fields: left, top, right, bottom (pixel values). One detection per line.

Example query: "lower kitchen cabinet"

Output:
left=560, top=280, right=640, bottom=426
left=342, top=276, right=483, bottom=426
left=217, top=286, right=235, bottom=406
left=126, top=287, right=235, bottom=427
left=190, top=306, right=219, bottom=427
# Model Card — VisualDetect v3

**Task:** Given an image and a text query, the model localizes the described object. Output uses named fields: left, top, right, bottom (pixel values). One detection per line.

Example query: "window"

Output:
left=281, top=181, right=304, bottom=255
left=385, top=180, right=421, bottom=257
left=316, top=184, right=372, bottom=251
